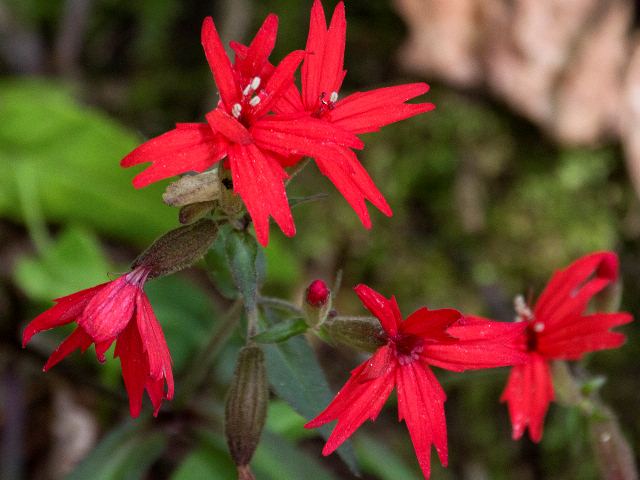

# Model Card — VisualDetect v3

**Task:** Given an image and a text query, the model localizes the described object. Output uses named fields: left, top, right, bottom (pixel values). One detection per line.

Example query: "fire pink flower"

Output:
left=270, top=0, right=435, bottom=227
left=121, top=14, right=363, bottom=246
left=22, top=266, right=173, bottom=418
left=500, top=252, right=633, bottom=442
left=305, top=284, right=527, bottom=479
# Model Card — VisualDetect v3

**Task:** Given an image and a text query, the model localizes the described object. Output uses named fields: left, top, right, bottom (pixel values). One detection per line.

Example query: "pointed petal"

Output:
left=329, top=83, right=434, bottom=134
left=22, top=284, right=106, bottom=346
left=304, top=351, right=396, bottom=455
left=321, top=2, right=347, bottom=96
left=250, top=50, right=305, bottom=118
left=235, top=14, right=278, bottom=79
left=534, top=252, right=618, bottom=327
left=396, top=362, right=448, bottom=478
left=43, top=327, right=94, bottom=371
left=310, top=147, right=391, bottom=227
left=358, top=344, right=395, bottom=381
left=121, top=124, right=228, bottom=188
left=353, top=284, right=402, bottom=337
left=227, top=143, right=294, bottom=246
left=302, top=0, right=328, bottom=110
left=500, top=354, right=554, bottom=442
left=252, top=114, right=363, bottom=153
left=136, top=294, right=174, bottom=400
left=401, top=307, right=461, bottom=341
left=201, top=17, right=241, bottom=108
left=538, top=312, right=631, bottom=360
left=114, top=320, right=147, bottom=418
left=77, top=276, right=138, bottom=343
left=206, top=108, right=253, bottom=145
left=424, top=316, right=528, bottom=372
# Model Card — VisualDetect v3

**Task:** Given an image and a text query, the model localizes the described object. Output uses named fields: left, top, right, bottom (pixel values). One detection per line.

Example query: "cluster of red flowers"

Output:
left=21, top=1, right=633, bottom=479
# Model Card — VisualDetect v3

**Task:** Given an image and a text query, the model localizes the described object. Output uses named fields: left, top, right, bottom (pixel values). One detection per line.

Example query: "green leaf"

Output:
left=66, top=421, right=167, bottom=480
left=0, top=79, right=174, bottom=245
left=263, top=331, right=359, bottom=474
left=171, top=434, right=236, bottom=480
left=355, top=435, right=421, bottom=480
left=204, top=225, right=238, bottom=299
left=252, top=317, right=308, bottom=344
left=14, top=226, right=111, bottom=301
left=224, top=230, right=261, bottom=311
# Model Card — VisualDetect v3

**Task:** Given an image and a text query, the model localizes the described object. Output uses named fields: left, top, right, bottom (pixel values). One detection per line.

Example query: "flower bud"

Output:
left=324, top=316, right=386, bottom=353
left=219, top=169, right=245, bottom=216
left=162, top=170, right=220, bottom=207
left=225, top=344, right=268, bottom=474
left=179, top=201, right=216, bottom=224
left=131, top=218, right=218, bottom=279
left=303, top=280, right=332, bottom=327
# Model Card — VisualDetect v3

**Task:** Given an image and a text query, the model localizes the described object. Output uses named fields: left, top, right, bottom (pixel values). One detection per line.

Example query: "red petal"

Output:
left=77, top=276, right=138, bottom=343
left=227, top=143, right=294, bottom=246
left=401, top=307, right=461, bottom=341
left=43, top=327, right=94, bottom=371
left=353, top=284, right=402, bottom=337
left=121, top=124, right=227, bottom=188
left=396, top=362, right=448, bottom=478
left=304, top=351, right=395, bottom=455
left=22, top=284, right=106, bottom=347
left=538, top=312, right=631, bottom=360
left=114, top=320, right=147, bottom=418
left=235, top=14, right=278, bottom=80
left=534, top=252, right=618, bottom=327
left=252, top=115, right=363, bottom=154
left=206, top=108, right=253, bottom=145
left=136, top=294, right=174, bottom=400
left=310, top=147, right=391, bottom=227
left=250, top=51, right=305, bottom=119
left=302, top=0, right=328, bottom=110
left=358, top=344, right=395, bottom=381
left=424, top=316, right=528, bottom=372
left=500, top=354, right=554, bottom=442
left=329, top=83, right=434, bottom=134
left=201, top=17, right=241, bottom=108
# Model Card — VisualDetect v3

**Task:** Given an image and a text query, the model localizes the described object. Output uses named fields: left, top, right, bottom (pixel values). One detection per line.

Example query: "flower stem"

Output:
left=285, top=158, right=311, bottom=186
left=257, top=296, right=303, bottom=316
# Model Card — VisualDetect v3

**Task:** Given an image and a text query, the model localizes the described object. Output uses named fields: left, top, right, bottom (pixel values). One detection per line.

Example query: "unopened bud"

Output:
left=324, top=316, right=386, bottom=353
left=132, top=219, right=218, bottom=278
left=225, top=344, right=268, bottom=472
left=303, top=280, right=332, bottom=327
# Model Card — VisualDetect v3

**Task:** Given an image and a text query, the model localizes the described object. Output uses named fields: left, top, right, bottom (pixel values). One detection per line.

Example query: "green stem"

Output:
left=257, top=296, right=303, bottom=316
left=285, top=158, right=311, bottom=186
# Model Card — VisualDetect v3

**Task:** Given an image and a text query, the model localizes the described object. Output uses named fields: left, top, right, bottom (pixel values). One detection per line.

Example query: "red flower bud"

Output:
left=306, top=280, right=330, bottom=307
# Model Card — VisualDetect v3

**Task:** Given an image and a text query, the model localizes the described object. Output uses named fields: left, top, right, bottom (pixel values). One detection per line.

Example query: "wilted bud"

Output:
left=324, top=316, right=386, bottom=353
left=132, top=219, right=218, bottom=279
left=303, top=280, right=332, bottom=327
left=225, top=344, right=268, bottom=476
left=179, top=201, right=216, bottom=224
left=162, top=170, right=220, bottom=207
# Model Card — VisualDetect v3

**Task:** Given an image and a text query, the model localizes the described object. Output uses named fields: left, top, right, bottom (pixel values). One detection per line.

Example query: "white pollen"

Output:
left=232, top=103, right=242, bottom=118
left=249, top=95, right=261, bottom=107
left=329, top=91, right=338, bottom=103
left=251, top=76, right=261, bottom=90
left=533, top=322, right=545, bottom=332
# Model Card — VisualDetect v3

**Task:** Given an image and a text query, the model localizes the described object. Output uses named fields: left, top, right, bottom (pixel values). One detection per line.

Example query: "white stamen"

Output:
left=329, top=91, right=338, bottom=103
left=251, top=76, right=261, bottom=91
left=533, top=322, right=545, bottom=333
left=232, top=103, right=242, bottom=118
left=514, top=294, right=533, bottom=322
left=242, top=84, right=252, bottom=96
left=249, top=95, right=261, bottom=107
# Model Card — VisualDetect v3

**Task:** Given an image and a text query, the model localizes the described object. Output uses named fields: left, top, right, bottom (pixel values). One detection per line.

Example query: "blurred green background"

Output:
left=1, top=0, right=638, bottom=479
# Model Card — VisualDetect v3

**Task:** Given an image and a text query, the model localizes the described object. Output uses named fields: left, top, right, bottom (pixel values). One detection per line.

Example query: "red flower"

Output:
left=270, top=0, right=435, bottom=228
left=305, top=284, right=527, bottom=479
left=22, top=266, right=174, bottom=418
left=500, top=252, right=633, bottom=442
left=122, top=14, right=363, bottom=246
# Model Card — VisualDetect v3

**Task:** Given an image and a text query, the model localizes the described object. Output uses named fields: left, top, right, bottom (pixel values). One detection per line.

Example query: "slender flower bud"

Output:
left=303, top=280, right=332, bottom=327
left=132, top=219, right=218, bottom=278
left=225, top=345, right=268, bottom=476
left=179, top=201, right=216, bottom=224
left=162, top=170, right=220, bottom=207
left=324, top=316, right=386, bottom=353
